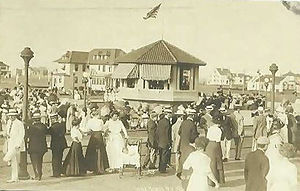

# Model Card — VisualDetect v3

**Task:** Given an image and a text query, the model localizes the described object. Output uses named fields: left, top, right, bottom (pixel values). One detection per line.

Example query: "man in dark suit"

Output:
left=27, top=112, right=48, bottom=180
left=252, top=107, right=267, bottom=151
left=219, top=108, right=234, bottom=162
left=244, top=136, right=270, bottom=191
left=156, top=109, right=172, bottom=173
left=142, top=111, right=158, bottom=169
left=176, top=108, right=199, bottom=179
left=48, top=113, right=67, bottom=177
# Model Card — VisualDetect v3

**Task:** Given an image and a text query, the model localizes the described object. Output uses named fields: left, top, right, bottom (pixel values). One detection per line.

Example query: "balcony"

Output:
left=118, top=87, right=198, bottom=102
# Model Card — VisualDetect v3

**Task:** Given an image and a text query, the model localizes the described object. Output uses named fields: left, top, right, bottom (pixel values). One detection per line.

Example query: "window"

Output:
left=93, top=55, right=97, bottom=60
left=102, top=65, right=106, bottom=72
left=75, top=64, right=79, bottom=71
left=127, top=79, right=135, bottom=88
left=179, top=68, right=191, bottom=90
left=108, top=66, right=112, bottom=72
left=59, top=77, right=62, bottom=83
left=148, top=80, right=164, bottom=90
left=74, top=76, right=78, bottom=83
left=82, top=65, right=86, bottom=72
left=98, top=65, right=101, bottom=71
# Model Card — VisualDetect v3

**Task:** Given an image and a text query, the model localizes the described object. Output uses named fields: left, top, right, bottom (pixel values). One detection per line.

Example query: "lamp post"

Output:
left=72, top=71, right=75, bottom=99
left=269, top=63, right=278, bottom=114
left=257, top=70, right=261, bottom=95
left=20, top=47, right=34, bottom=180
left=264, top=78, right=269, bottom=109
left=82, top=72, right=89, bottom=109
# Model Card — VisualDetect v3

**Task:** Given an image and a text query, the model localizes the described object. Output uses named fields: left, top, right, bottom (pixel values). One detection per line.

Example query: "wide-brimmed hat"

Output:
left=49, top=113, right=58, bottom=118
left=7, top=109, right=18, bottom=116
left=32, top=112, right=41, bottom=119
left=186, top=108, right=196, bottom=115
left=141, top=113, right=149, bottom=119
left=164, top=109, right=172, bottom=113
left=175, top=109, right=185, bottom=115
left=205, top=105, right=213, bottom=110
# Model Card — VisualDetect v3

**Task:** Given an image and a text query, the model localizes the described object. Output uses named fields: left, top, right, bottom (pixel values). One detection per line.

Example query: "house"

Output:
left=208, top=68, right=251, bottom=89
left=280, top=72, right=300, bottom=92
left=88, top=49, right=126, bottom=91
left=208, top=68, right=232, bottom=86
left=247, top=74, right=284, bottom=92
left=53, top=51, right=89, bottom=91
left=111, top=40, right=206, bottom=103
left=0, top=61, right=12, bottom=78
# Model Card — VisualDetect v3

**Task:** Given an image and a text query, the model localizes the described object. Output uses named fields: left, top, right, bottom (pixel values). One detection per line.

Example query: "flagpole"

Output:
left=161, top=1, right=165, bottom=40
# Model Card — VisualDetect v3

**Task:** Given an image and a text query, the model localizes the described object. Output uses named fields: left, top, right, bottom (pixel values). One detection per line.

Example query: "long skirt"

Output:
left=85, top=131, right=109, bottom=174
left=63, top=142, right=86, bottom=176
left=106, top=134, right=124, bottom=169
left=205, top=141, right=225, bottom=186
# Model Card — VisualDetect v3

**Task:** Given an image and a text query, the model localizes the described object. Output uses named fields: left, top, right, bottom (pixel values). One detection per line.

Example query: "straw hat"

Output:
left=7, top=109, right=18, bottom=116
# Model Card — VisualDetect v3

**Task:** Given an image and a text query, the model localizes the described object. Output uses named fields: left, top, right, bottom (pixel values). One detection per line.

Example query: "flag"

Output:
left=143, top=3, right=161, bottom=20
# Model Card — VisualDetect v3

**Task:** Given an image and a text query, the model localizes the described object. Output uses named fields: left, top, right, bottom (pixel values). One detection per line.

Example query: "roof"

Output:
left=0, top=62, right=8, bottom=67
left=88, top=49, right=126, bottom=65
left=111, top=64, right=138, bottom=79
left=55, top=51, right=89, bottom=64
left=216, top=68, right=232, bottom=77
left=282, top=71, right=300, bottom=77
left=115, top=40, right=206, bottom=65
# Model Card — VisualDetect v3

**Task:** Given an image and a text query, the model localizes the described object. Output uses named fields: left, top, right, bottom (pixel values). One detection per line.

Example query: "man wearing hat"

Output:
left=156, top=108, right=172, bottom=173
left=48, top=113, right=67, bottom=177
left=27, top=112, right=48, bottom=180
left=219, top=107, right=235, bottom=162
left=171, top=109, right=185, bottom=172
left=3, top=109, right=24, bottom=183
left=142, top=111, right=158, bottom=169
left=176, top=108, right=199, bottom=179
left=199, top=105, right=214, bottom=136
left=252, top=107, right=267, bottom=151
left=244, top=136, right=270, bottom=191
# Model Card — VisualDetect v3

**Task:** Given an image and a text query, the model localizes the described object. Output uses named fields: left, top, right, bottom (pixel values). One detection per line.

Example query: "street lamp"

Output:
left=257, top=70, right=262, bottom=95
left=264, top=78, right=269, bottom=109
left=72, top=71, right=75, bottom=99
left=82, top=72, right=89, bottom=109
left=269, top=63, right=278, bottom=114
left=20, top=47, right=34, bottom=180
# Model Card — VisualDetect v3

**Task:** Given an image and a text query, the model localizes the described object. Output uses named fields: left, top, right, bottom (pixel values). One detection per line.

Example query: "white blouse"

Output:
left=86, top=118, right=104, bottom=131
left=71, top=127, right=83, bottom=143
left=206, top=124, right=222, bottom=142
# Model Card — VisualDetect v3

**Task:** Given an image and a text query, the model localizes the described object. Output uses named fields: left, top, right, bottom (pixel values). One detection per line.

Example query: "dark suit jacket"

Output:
left=287, top=113, right=297, bottom=144
left=220, top=115, right=234, bottom=140
left=48, top=121, right=67, bottom=151
left=156, top=118, right=172, bottom=149
left=178, top=119, right=198, bottom=163
left=253, top=115, right=267, bottom=139
left=178, top=119, right=199, bottom=149
left=244, top=149, right=269, bottom=191
left=27, top=122, right=48, bottom=154
left=147, top=119, right=157, bottom=149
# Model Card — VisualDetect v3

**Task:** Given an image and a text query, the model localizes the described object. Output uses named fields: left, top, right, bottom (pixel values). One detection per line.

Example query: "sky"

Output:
left=1, top=0, right=300, bottom=79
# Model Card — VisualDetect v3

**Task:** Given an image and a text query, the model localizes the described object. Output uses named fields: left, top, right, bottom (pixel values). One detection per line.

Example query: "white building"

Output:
left=208, top=68, right=232, bottom=86
left=247, top=75, right=284, bottom=92
left=88, top=49, right=126, bottom=91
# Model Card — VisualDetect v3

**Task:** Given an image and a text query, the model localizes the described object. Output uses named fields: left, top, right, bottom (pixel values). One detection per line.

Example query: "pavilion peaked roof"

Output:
left=116, top=40, right=206, bottom=65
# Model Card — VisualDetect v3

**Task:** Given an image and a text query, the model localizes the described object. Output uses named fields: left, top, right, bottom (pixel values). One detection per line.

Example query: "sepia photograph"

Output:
left=0, top=0, right=300, bottom=190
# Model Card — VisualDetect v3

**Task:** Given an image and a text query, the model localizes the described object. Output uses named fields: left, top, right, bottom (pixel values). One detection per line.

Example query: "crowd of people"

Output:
left=0, top=86, right=299, bottom=191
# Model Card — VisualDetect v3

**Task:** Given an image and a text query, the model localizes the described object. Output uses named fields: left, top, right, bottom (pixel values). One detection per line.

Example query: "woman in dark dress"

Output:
left=63, top=118, right=86, bottom=176
left=205, top=115, right=225, bottom=186
left=85, top=111, right=109, bottom=174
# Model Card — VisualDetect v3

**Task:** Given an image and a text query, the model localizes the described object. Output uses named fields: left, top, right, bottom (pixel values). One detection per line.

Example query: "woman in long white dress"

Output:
left=183, top=137, right=219, bottom=191
left=105, top=111, right=128, bottom=172
left=266, top=118, right=298, bottom=191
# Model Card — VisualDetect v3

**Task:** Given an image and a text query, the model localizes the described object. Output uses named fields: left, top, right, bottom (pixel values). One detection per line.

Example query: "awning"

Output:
left=111, top=64, right=138, bottom=79
left=140, top=64, right=171, bottom=80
